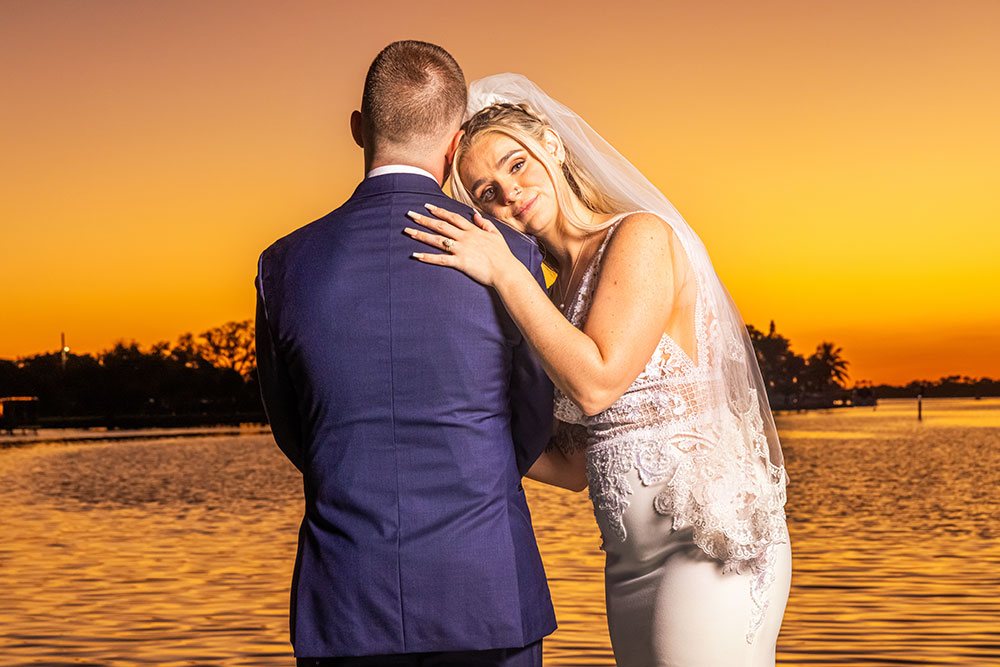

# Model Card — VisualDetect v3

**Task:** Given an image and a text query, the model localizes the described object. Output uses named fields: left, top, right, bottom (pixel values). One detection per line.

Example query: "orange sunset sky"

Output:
left=1, top=0, right=998, bottom=385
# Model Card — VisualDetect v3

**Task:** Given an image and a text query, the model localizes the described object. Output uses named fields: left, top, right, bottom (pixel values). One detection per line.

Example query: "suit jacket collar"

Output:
left=350, top=173, right=445, bottom=201
left=345, top=173, right=541, bottom=251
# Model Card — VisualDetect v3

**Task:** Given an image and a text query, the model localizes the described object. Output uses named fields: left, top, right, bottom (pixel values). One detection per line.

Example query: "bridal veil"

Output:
left=463, top=73, right=789, bottom=573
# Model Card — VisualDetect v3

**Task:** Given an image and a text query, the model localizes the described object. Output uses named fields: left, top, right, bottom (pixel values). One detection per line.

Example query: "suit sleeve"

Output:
left=509, top=245, right=555, bottom=476
left=255, top=258, right=305, bottom=473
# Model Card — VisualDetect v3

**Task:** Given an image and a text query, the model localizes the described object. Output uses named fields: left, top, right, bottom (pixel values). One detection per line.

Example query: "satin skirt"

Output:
left=595, top=468, right=792, bottom=667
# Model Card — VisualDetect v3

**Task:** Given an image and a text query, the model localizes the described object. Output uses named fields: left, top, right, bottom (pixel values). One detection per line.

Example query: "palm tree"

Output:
left=805, top=342, right=850, bottom=392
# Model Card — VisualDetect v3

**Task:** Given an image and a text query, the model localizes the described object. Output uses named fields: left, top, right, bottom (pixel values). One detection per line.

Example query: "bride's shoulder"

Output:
left=590, top=211, right=678, bottom=307
left=615, top=210, right=674, bottom=234
left=603, top=211, right=678, bottom=263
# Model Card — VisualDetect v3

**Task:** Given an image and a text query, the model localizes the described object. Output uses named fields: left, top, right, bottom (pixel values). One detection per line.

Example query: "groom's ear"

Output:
left=350, top=110, right=365, bottom=149
left=445, top=129, right=465, bottom=167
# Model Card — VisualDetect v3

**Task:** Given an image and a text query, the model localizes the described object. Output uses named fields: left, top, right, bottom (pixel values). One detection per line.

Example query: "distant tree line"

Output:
left=1, top=318, right=995, bottom=429
left=746, top=320, right=1000, bottom=406
left=0, top=320, right=262, bottom=428
left=869, top=376, right=1000, bottom=399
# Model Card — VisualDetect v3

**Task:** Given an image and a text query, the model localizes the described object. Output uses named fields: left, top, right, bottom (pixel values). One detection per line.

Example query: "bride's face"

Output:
left=458, top=132, right=558, bottom=236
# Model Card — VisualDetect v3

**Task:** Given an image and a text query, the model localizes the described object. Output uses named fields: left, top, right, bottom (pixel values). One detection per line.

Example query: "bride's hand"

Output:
left=405, top=204, right=519, bottom=287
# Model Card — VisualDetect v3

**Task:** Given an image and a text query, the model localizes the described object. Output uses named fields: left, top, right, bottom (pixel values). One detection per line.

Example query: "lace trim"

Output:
left=586, top=411, right=789, bottom=569
left=747, top=543, right=778, bottom=644
left=549, top=421, right=589, bottom=456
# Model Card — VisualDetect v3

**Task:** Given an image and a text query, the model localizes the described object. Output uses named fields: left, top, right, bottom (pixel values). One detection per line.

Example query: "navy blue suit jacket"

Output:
left=255, top=173, right=557, bottom=658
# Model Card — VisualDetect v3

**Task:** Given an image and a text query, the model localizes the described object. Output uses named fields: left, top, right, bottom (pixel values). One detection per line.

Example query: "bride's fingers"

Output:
left=411, top=251, right=457, bottom=267
left=471, top=209, right=499, bottom=233
left=403, top=228, right=454, bottom=252
left=423, top=203, right=474, bottom=230
left=406, top=210, right=459, bottom=238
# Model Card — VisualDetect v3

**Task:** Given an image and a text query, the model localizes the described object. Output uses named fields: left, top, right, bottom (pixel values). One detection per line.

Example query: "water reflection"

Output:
left=773, top=398, right=1000, bottom=666
left=0, top=437, right=302, bottom=666
left=0, top=398, right=998, bottom=665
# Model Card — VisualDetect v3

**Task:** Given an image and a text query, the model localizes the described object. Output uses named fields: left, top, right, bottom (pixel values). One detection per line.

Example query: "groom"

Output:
left=255, top=41, right=556, bottom=666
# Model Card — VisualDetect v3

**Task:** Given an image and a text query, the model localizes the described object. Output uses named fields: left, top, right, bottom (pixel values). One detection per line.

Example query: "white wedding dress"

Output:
left=553, top=216, right=792, bottom=667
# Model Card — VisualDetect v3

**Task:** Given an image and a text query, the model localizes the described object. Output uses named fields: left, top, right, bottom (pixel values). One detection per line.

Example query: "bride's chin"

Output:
left=524, top=210, right=557, bottom=237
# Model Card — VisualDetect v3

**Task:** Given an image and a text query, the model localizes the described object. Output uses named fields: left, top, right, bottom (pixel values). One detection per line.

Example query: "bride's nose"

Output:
left=501, top=182, right=521, bottom=205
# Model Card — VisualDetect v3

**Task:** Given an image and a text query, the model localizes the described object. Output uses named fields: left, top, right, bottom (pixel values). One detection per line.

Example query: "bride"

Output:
left=405, top=74, right=791, bottom=666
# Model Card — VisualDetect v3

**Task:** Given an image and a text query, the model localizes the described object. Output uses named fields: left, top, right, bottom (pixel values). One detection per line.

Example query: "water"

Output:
left=1, top=398, right=998, bottom=666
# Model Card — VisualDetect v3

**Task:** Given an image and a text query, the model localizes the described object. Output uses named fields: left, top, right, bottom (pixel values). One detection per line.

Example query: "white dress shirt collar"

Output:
left=365, top=164, right=437, bottom=183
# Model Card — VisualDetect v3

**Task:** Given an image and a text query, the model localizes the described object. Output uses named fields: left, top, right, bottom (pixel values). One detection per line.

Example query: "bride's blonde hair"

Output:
left=449, top=103, right=628, bottom=233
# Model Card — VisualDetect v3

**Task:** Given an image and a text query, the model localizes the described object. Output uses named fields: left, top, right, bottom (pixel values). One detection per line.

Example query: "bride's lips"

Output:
left=514, top=195, right=537, bottom=219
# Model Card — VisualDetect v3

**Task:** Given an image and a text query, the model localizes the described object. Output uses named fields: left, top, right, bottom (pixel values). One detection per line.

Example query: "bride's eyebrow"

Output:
left=495, top=148, right=521, bottom=169
left=471, top=149, right=522, bottom=194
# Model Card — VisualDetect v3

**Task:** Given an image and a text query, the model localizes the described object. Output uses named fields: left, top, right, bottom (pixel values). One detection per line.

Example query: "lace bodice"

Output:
left=552, top=216, right=788, bottom=576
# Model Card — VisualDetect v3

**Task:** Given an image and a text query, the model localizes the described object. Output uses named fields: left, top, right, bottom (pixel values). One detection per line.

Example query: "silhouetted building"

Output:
left=0, top=396, right=40, bottom=434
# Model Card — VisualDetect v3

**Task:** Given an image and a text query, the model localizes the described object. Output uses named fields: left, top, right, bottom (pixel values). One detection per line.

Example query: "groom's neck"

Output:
left=366, top=147, right=447, bottom=186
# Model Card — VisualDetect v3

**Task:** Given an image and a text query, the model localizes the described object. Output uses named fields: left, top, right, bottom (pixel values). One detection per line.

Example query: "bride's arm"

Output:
left=525, top=421, right=589, bottom=492
left=408, top=207, right=675, bottom=415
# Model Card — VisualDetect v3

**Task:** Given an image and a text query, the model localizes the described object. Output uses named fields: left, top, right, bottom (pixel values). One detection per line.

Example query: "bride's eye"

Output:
left=480, top=186, right=496, bottom=202
left=511, top=159, right=524, bottom=173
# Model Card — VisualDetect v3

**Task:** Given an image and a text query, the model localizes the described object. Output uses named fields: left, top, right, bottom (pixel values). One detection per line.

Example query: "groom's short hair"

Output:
left=362, top=40, right=466, bottom=149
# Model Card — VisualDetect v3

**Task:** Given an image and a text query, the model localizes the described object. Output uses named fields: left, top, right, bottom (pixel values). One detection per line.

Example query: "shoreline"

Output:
left=0, top=424, right=270, bottom=448
left=3, top=396, right=996, bottom=448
